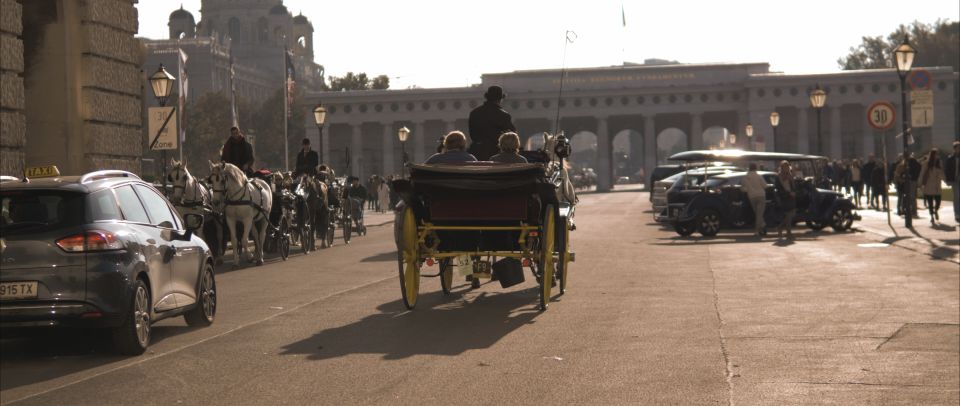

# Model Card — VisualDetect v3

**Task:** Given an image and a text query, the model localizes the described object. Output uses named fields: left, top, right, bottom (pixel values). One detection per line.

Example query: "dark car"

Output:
left=647, top=165, right=686, bottom=201
left=1, top=169, right=216, bottom=355
left=666, top=171, right=858, bottom=237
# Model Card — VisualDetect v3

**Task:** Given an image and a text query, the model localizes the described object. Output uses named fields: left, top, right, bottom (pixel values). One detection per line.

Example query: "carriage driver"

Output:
left=294, top=138, right=319, bottom=178
left=221, top=126, right=255, bottom=177
left=468, top=86, right=516, bottom=161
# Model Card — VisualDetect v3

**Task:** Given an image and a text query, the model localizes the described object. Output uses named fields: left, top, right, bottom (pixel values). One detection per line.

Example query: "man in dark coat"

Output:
left=468, top=85, right=516, bottom=161
left=221, top=126, right=255, bottom=176
left=294, top=138, right=319, bottom=178
left=861, top=155, right=876, bottom=208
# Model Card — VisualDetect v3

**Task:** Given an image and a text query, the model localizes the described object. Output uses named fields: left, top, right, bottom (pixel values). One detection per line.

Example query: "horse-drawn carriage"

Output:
left=391, top=134, right=576, bottom=311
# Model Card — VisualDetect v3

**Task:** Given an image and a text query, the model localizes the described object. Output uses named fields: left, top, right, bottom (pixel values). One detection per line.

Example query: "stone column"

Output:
left=413, top=121, right=425, bottom=163
left=861, top=111, right=876, bottom=158
left=690, top=113, right=703, bottom=150
left=596, top=117, right=611, bottom=192
left=643, top=115, right=657, bottom=188
left=382, top=123, right=395, bottom=176
left=829, top=106, right=842, bottom=158
left=351, top=124, right=362, bottom=178
left=797, top=108, right=809, bottom=154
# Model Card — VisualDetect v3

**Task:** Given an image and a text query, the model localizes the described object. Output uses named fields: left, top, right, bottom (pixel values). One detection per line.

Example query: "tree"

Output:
left=327, top=72, right=390, bottom=90
left=249, top=88, right=306, bottom=170
left=838, top=20, right=959, bottom=72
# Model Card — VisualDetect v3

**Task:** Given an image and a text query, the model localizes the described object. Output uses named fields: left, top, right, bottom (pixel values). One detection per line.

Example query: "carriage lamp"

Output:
left=313, top=103, right=327, bottom=163
left=769, top=112, right=780, bottom=150
left=809, top=84, right=826, bottom=156
left=894, top=34, right=916, bottom=228
left=745, top=123, right=754, bottom=151
left=149, top=64, right=176, bottom=107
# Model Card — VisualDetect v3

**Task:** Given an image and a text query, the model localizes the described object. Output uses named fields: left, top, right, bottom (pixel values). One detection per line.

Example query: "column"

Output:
left=350, top=124, right=362, bottom=178
left=829, top=106, right=842, bottom=158
left=413, top=121, right=425, bottom=163
left=689, top=113, right=703, bottom=150
left=596, top=117, right=612, bottom=192
left=861, top=110, right=876, bottom=158
left=797, top=108, right=809, bottom=154
left=382, top=123, right=395, bottom=175
left=643, top=115, right=657, bottom=189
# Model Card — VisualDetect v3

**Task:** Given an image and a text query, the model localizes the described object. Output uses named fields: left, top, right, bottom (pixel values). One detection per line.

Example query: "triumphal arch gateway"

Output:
left=303, top=62, right=957, bottom=191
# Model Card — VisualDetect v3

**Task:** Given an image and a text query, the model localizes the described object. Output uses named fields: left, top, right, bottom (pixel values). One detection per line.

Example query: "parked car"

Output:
left=0, top=168, right=216, bottom=355
left=647, top=165, right=686, bottom=201
left=651, top=166, right=740, bottom=222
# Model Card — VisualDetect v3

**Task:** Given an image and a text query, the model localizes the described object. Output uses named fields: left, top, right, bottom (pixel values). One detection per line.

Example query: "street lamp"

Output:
left=809, top=84, right=827, bottom=156
left=398, top=126, right=410, bottom=177
left=769, top=111, right=780, bottom=151
left=894, top=34, right=916, bottom=227
left=313, top=103, right=327, bottom=164
left=745, top=123, right=754, bottom=151
left=149, top=64, right=176, bottom=107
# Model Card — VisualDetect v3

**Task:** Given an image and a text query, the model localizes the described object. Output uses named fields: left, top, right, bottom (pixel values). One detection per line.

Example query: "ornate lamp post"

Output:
left=745, top=123, right=754, bottom=151
left=398, top=126, right=410, bottom=177
left=148, top=64, right=176, bottom=194
left=313, top=103, right=327, bottom=164
left=809, top=84, right=827, bottom=156
left=894, top=34, right=916, bottom=227
left=769, top=111, right=780, bottom=151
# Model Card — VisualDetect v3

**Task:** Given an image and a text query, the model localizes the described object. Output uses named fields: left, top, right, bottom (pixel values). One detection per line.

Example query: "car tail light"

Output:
left=56, top=231, right=123, bottom=252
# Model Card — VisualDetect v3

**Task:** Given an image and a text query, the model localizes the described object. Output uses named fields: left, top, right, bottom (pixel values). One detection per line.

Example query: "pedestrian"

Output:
left=945, top=141, right=960, bottom=224
left=378, top=176, right=390, bottom=213
left=293, top=138, right=318, bottom=178
left=871, top=159, right=888, bottom=211
left=918, top=149, right=945, bottom=224
left=862, top=155, right=876, bottom=209
left=490, top=132, right=528, bottom=164
left=894, top=155, right=907, bottom=215
left=467, top=86, right=516, bottom=161
left=775, top=160, right=797, bottom=240
left=850, top=158, right=863, bottom=208
left=742, top=163, right=769, bottom=237
left=425, top=131, right=478, bottom=164
left=221, top=126, right=255, bottom=177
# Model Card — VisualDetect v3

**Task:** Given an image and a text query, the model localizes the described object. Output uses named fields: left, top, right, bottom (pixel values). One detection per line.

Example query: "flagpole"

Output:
left=283, top=45, right=289, bottom=172
left=177, top=39, right=184, bottom=163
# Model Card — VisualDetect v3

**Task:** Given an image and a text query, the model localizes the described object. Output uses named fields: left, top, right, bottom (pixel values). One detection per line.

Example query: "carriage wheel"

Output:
left=397, top=206, right=420, bottom=309
left=439, top=258, right=453, bottom=295
left=325, top=223, right=335, bottom=248
left=342, top=215, right=352, bottom=244
left=300, top=224, right=311, bottom=255
left=278, top=222, right=290, bottom=261
left=539, top=205, right=556, bottom=310
left=558, top=218, right=571, bottom=295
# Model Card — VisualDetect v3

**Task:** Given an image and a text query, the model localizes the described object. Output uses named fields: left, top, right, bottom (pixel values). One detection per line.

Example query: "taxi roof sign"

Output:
left=25, top=165, right=61, bottom=178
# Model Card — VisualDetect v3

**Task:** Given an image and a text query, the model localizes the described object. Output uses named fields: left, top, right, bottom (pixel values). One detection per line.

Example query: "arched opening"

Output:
left=702, top=126, right=732, bottom=149
left=568, top=131, right=597, bottom=171
left=612, top=129, right=642, bottom=183
left=657, top=128, right=687, bottom=163
left=257, top=17, right=269, bottom=43
left=297, top=36, right=306, bottom=48
left=228, top=17, right=242, bottom=43
left=525, top=133, right=545, bottom=151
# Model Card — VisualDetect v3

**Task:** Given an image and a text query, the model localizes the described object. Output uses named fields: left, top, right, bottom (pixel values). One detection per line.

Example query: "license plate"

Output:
left=0, top=281, right=39, bottom=300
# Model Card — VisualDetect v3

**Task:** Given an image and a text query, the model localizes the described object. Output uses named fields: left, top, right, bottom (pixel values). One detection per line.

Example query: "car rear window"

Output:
left=0, top=190, right=86, bottom=233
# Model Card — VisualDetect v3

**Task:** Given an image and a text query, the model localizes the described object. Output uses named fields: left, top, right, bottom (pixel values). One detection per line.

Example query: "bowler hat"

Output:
left=484, top=85, right=505, bottom=100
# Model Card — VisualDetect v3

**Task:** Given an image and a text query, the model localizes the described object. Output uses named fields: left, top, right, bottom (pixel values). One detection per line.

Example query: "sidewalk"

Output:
left=851, top=196, right=959, bottom=264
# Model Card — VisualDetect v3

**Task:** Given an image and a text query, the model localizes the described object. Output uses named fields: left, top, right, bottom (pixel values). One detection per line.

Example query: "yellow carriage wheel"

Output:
left=539, top=205, right=556, bottom=310
left=398, top=206, right=420, bottom=309
left=559, top=219, right=570, bottom=295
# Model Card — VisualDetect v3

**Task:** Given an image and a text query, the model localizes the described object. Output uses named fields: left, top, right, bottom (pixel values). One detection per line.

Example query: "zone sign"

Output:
left=866, top=101, right=896, bottom=130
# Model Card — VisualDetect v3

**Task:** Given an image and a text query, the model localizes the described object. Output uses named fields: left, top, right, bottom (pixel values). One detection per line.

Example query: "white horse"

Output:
left=543, top=133, right=579, bottom=205
left=208, top=162, right=273, bottom=267
left=168, top=160, right=224, bottom=264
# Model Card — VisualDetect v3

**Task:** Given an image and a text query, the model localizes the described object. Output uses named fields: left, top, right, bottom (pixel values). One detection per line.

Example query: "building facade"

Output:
left=304, top=62, right=958, bottom=191
left=1, top=0, right=142, bottom=177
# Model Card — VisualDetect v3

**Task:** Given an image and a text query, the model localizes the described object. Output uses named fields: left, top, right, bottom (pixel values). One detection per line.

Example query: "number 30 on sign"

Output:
left=866, top=101, right=896, bottom=131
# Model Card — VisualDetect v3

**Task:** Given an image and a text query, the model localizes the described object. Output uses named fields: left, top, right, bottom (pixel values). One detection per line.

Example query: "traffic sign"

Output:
left=148, top=106, right=178, bottom=150
left=911, top=90, right=934, bottom=128
left=866, top=101, right=896, bottom=130
left=908, top=69, right=931, bottom=90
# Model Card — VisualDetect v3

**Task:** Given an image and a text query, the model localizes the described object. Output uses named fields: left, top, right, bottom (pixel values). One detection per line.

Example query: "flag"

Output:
left=621, top=4, right=626, bottom=27
left=177, top=48, right=188, bottom=146
left=229, top=49, right=238, bottom=127
left=285, top=48, right=296, bottom=118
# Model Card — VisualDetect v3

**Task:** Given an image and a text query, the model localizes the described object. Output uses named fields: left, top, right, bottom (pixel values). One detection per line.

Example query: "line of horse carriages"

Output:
left=165, top=160, right=368, bottom=268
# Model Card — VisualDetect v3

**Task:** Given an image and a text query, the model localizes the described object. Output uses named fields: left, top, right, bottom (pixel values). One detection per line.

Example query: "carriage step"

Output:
left=569, top=252, right=576, bottom=262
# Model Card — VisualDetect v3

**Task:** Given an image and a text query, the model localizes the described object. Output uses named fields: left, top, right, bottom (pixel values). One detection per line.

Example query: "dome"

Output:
left=293, top=13, right=309, bottom=25
left=269, top=4, right=288, bottom=15
left=170, top=6, right=194, bottom=21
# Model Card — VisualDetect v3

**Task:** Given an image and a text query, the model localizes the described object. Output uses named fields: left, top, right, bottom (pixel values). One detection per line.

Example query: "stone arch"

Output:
left=257, top=17, right=269, bottom=43
left=657, top=128, right=687, bottom=164
left=525, top=133, right=545, bottom=151
left=228, top=17, right=242, bottom=43
left=568, top=131, right=598, bottom=171
left=612, top=129, right=642, bottom=181
left=702, top=126, right=732, bottom=149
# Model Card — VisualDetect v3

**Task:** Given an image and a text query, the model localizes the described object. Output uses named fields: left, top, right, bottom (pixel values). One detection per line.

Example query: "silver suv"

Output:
left=1, top=170, right=216, bottom=355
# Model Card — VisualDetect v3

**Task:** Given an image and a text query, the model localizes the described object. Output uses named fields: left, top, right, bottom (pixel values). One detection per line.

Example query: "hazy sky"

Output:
left=137, top=0, right=958, bottom=89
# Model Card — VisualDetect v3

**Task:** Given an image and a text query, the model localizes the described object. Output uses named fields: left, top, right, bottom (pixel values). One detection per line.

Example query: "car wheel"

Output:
left=185, top=263, right=217, bottom=327
left=113, top=279, right=151, bottom=355
left=830, top=207, right=853, bottom=232
left=806, top=220, right=826, bottom=231
left=674, top=221, right=695, bottom=237
left=697, top=209, right=721, bottom=237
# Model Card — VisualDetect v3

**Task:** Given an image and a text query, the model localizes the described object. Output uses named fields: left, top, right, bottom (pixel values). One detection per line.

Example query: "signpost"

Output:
left=148, top=106, right=177, bottom=195
left=866, top=101, right=896, bottom=228
left=910, top=89, right=934, bottom=128
left=908, top=68, right=931, bottom=90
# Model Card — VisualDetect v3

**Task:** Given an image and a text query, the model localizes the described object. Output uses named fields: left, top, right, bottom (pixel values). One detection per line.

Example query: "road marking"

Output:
left=857, top=243, right=890, bottom=248
left=5, top=274, right=397, bottom=405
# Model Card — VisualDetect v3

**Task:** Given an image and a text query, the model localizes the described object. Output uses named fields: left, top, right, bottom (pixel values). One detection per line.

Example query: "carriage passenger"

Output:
left=490, top=132, right=528, bottom=164
left=424, top=131, right=477, bottom=164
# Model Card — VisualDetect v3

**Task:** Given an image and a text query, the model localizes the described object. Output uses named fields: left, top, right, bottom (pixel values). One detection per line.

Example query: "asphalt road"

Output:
left=1, top=190, right=957, bottom=405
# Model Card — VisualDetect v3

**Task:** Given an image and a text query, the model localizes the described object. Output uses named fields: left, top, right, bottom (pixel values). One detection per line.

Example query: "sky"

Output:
left=137, top=0, right=959, bottom=89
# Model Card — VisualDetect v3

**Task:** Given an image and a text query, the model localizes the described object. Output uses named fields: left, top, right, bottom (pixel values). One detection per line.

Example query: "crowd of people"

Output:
left=819, top=141, right=960, bottom=225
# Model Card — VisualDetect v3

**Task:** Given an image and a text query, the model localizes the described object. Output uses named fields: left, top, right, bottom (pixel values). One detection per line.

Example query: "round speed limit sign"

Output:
left=866, top=101, right=896, bottom=130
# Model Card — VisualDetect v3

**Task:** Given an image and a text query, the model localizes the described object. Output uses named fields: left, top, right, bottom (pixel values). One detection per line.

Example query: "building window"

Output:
left=454, top=100, right=462, bottom=109
left=756, top=89, right=765, bottom=97
left=636, top=96, right=645, bottom=104
left=621, top=96, right=629, bottom=105
left=359, top=104, right=368, bottom=113
left=683, top=94, right=692, bottom=103
left=406, top=102, right=415, bottom=111
left=716, top=93, right=725, bottom=102
left=328, top=106, right=337, bottom=114
left=700, top=94, right=708, bottom=102
left=604, top=97, right=613, bottom=106
left=438, top=101, right=446, bottom=110
left=653, top=95, right=661, bottom=104
left=343, top=105, right=352, bottom=113
left=872, top=84, right=880, bottom=93
left=668, top=94, right=677, bottom=103
left=789, top=87, right=798, bottom=96
left=541, top=100, right=550, bottom=108
left=887, top=83, right=896, bottom=92
left=525, top=100, right=534, bottom=109
left=559, top=100, right=566, bottom=108
left=855, top=84, right=863, bottom=93
left=421, top=101, right=430, bottom=111
left=773, top=88, right=782, bottom=97
left=937, top=81, right=947, bottom=90
left=589, top=98, right=598, bottom=107
left=839, top=85, right=847, bottom=94
left=390, top=103, right=399, bottom=112
left=574, top=98, right=582, bottom=107
left=375, top=104, right=383, bottom=112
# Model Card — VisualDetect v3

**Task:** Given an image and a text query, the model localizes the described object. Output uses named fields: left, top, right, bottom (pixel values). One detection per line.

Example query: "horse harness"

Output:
left=215, top=177, right=270, bottom=221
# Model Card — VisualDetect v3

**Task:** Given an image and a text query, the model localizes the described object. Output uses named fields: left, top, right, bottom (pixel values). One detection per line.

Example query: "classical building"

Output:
left=0, top=0, right=142, bottom=177
left=304, top=62, right=958, bottom=191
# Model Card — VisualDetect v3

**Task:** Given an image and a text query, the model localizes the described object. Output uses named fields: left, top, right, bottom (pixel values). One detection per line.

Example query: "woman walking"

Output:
left=850, top=159, right=863, bottom=208
left=775, top=160, right=797, bottom=240
left=919, top=149, right=945, bottom=224
left=377, top=176, right=390, bottom=213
